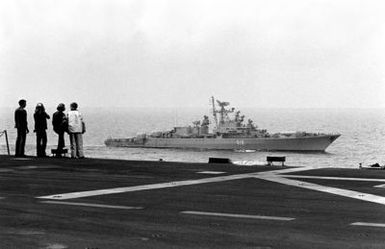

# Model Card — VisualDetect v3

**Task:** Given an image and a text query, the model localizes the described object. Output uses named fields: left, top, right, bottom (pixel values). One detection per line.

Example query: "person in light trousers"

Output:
left=67, top=102, right=85, bottom=158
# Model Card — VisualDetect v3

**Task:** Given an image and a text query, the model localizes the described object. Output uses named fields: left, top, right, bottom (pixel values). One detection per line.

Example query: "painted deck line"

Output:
left=351, top=222, right=385, bottom=228
left=40, top=201, right=143, bottom=210
left=0, top=169, right=14, bottom=172
left=374, top=183, right=385, bottom=188
left=0, top=166, right=60, bottom=171
left=256, top=175, right=385, bottom=206
left=37, top=172, right=257, bottom=200
left=197, top=171, right=226, bottom=174
left=257, top=167, right=316, bottom=176
left=17, top=166, right=39, bottom=169
left=36, top=167, right=322, bottom=200
left=181, top=211, right=295, bottom=221
left=284, top=175, right=385, bottom=182
left=11, top=158, right=32, bottom=161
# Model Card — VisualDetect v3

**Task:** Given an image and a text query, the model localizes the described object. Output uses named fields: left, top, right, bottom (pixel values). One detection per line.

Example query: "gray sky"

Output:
left=1, top=0, right=384, bottom=109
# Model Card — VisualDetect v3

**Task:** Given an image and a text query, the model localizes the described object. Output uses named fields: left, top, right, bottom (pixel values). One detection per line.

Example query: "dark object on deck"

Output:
left=208, top=157, right=232, bottom=164
left=359, top=162, right=385, bottom=170
left=51, top=149, right=68, bottom=158
left=0, top=130, right=10, bottom=155
left=267, top=156, right=286, bottom=166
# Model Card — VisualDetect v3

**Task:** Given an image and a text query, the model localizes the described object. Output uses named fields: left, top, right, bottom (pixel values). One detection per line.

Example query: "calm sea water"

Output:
left=1, top=107, right=384, bottom=168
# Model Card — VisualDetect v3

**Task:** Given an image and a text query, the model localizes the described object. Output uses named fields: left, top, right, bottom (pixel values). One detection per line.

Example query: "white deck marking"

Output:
left=41, top=201, right=143, bottom=210
left=374, top=183, right=385, bottom=188
left=37, top=173, right=256, bottom=200
left=0, top=169, right=14, bottom=172
left=351, top=222, right=385, bottom=228
left=11, top=158, right=32, bottom=161
left=181, top=211, right=295, bottom=221
left=197, top=171, right=226, bottom=174
left=284, top=175, right=385, bottom=182
left=256, top=175, right=385, bottom=205
left=36, top=165, right=385, bottom=206
left=17, top=166, right=38, bottom=169
left=257, top=167, right=316, bottom=175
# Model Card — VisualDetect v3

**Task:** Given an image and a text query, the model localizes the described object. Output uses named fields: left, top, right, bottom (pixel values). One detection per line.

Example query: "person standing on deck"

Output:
left=67, top=102, right=85, bottom=159
left=52, top=103, right=67, bottom=157
left=14, top=99, right=29, bottom=157
left=33, top=103, right=50, bottom=157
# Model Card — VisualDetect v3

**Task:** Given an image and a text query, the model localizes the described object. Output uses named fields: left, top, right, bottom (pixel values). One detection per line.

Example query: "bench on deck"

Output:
left=208, top=157, right=232, bottom=164
left=266, top=156, right=286, bottom=166
left=51, top=149, right=68, bottom=158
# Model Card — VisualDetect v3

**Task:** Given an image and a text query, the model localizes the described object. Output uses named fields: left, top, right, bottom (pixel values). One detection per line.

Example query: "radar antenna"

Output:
left=215, top=99, right=234, bottom=124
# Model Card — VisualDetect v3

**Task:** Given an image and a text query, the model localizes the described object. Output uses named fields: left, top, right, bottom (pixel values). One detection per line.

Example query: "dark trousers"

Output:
left=36, top=130, right=47, bottom=157
left=57, top=131, right=65, bottom=154
left=15, top=128, right=27, bottom=156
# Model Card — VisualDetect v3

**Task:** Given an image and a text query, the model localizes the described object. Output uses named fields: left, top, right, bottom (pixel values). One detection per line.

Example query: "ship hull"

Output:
left=105, top=134, right=340, bottom=152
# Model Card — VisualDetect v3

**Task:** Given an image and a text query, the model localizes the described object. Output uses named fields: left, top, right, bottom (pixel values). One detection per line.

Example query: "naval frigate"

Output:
left=104, top=97, right=340, bottom=152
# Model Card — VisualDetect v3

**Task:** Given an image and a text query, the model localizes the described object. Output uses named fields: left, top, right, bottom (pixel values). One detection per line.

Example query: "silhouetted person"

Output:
left=33, top=103, right=50, bottom=157
left=52, top=103, right=67, bottom=157
left=67, top=102, right=85, bottom=158
left=14, top=99, right=29, bottom=157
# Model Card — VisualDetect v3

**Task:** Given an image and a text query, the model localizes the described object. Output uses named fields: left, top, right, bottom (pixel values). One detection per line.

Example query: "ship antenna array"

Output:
left=211, top=96, right=218, bottom=127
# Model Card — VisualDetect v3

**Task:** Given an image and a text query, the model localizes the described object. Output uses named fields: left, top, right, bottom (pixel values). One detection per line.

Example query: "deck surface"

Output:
left=1, top=155, right=385, bottom=248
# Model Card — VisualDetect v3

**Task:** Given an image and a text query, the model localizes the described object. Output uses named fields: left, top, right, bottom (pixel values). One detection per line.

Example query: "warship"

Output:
left=105, top=97, right=340, bottom=152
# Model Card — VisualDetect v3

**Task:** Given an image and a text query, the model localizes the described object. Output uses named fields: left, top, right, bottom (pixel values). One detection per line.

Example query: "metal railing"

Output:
left=0, top=130, right=10, bottom=155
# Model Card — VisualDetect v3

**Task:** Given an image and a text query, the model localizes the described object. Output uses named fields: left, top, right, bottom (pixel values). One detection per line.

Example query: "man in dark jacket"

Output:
left=14, top=99, right=29, bottom=157
left=34, top=103, right=50, bottom=157
left=52, top=103, right=67, bottom=157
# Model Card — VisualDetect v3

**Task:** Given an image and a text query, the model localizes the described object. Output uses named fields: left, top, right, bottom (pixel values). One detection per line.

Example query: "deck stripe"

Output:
left=284, top=175, right=385, bottom=182
left=40, top=200, right=143, bottom=210
left=181, top=211, right=295, bottom=221
left=351, top=222, right=385, bottom=228
left=0, top=169, right=14, bottom=172
left=197, top=171, right=226, bottom=174
left=256, top=175, right=385, bottom=206
left=38, top=165, right=385, bottom=208
left=37, top=173, right=257, bottom=200
left=374, top=183, right=385, bottom=188
left=257, top=167, right=316, bottom=175
left=35, top=167, right=323, bottom=200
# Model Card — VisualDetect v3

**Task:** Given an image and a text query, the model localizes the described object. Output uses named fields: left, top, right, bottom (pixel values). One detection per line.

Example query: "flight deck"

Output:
left=1, top=155, right=385, bottom=249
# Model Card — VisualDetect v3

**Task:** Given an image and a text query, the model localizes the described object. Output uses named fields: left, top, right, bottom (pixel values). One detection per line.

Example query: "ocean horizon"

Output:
left=1, top=107, right=384, bottom=168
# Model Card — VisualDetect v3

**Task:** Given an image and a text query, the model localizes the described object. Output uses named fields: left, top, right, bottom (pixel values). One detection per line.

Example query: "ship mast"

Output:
left=215, top=100, right=233, bottom=125
left=211, top=96, right=218, bottom=128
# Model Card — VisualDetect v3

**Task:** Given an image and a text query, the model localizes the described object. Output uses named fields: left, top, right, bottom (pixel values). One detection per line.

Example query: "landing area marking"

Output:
left=196, top=171, right=226, bottom=174
left=40, top=201, right=143, bottom=210
left=351, top=222, right=385, bottom=228
left=255, top=175, right=385, bottom=205
left=37, top=172, right=256, bottom=200
left=37, top=167, right=308, bottom=200
left=283, top=175, right=385, bottom=182
left=36, top=166, right=385, bottom=206
left=180, top=211, right=295, bottom=221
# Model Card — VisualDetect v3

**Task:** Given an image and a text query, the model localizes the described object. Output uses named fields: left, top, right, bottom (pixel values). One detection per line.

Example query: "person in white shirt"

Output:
left=67, top=102, right=85, bottom=158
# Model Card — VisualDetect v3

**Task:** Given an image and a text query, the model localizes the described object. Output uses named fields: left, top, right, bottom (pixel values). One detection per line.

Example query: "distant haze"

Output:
left=1, top=0, right=384, bottom=109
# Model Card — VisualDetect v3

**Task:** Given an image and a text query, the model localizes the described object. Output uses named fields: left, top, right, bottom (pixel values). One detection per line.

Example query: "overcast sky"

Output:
left=1, top=0, right=384, bottom=109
